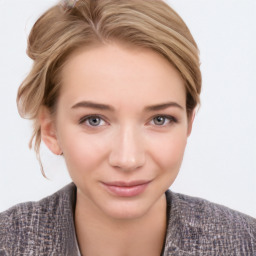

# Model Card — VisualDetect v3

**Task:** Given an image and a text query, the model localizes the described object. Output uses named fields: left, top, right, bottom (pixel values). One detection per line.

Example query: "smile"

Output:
left=101, top=180, right=151, bottom=197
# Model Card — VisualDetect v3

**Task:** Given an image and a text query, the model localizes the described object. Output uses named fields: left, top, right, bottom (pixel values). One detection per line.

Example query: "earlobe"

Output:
left=187, top=109, right=196, bottom=137
left=39, top=107, right=62, bottom=155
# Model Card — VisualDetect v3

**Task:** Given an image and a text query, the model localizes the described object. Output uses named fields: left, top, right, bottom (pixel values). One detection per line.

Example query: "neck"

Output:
left=75, top=192, right=167, bottom=256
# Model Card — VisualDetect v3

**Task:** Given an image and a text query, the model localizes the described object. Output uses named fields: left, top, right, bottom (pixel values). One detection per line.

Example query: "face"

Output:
left=41, top=43, right=193, bottom=220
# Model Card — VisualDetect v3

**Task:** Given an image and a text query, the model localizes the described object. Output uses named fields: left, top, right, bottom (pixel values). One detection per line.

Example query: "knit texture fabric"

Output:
left=0, top=183, right=255, bottom=255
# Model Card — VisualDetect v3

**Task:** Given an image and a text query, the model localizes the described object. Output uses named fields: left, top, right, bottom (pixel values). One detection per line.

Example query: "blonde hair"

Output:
left=17, top=0, right=202, bottom=177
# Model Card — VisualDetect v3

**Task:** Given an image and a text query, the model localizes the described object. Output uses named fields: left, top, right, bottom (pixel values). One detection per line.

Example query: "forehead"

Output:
left=59, top=43, right=186, bottom=109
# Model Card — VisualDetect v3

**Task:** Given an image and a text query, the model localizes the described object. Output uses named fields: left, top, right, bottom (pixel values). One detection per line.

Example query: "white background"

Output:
left=0, top=0, right=255, bottom=217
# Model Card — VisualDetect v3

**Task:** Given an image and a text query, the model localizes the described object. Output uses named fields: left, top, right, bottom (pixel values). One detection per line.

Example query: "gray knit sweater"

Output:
left=0, top=183, right=255, bottom=255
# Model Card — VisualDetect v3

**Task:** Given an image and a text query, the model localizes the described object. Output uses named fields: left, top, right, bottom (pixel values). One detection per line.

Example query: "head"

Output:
left=17, top=0, right=201, bottom=218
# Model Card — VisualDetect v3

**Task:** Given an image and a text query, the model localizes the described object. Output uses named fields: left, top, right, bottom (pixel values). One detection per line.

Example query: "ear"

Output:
left=39, top=107, right=62, bottom=155
left=187, top=109, right=196, bottom=137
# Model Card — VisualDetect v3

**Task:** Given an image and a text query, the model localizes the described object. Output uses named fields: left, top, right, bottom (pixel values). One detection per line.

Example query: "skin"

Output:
left=40, top=42, right=194, bottom=256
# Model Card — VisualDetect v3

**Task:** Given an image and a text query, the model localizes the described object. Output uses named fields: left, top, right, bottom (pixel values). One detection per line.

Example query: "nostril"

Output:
left=108, top=151, right=145, bottom=171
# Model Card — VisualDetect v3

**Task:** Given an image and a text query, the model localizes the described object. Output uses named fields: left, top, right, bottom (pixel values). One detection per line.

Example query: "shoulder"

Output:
left=164, top=191, right=256, bottom=255
left=169, top=191, right=256, bottom=227
left=0, top=183, right=77, bottom=255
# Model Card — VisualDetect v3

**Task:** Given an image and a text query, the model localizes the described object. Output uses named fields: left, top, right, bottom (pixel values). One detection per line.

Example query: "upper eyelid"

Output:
left=151, top=114, right=176, bottom=119
left=149, top=114, right=177, bottom=122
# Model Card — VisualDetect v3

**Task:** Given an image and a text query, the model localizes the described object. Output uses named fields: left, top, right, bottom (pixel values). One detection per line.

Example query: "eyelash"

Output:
left=79, top=114, right=177, bottom=127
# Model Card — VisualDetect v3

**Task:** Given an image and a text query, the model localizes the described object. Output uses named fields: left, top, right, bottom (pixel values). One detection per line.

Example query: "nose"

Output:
left=108, top=126, right=145, bottom=171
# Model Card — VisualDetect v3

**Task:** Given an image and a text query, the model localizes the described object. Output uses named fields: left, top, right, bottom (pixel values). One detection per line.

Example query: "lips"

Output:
left=101, top=180, right=151, bottom=197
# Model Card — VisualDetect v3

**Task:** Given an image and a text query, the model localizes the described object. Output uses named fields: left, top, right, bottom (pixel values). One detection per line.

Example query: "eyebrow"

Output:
left=71, top=101, right=115, bottom=111
left=71, top=101, right=184, bottom=111
left=144, top=102, right=184, bottom=111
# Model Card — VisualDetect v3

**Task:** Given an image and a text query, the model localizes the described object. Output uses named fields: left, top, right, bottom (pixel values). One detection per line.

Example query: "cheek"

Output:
left=58, top=129, right=110, bottom=176
left=148, top=129, right=188, bottom=172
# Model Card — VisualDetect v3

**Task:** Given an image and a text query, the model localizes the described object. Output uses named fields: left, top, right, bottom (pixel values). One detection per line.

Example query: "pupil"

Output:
left=89, top=117, right=100, bottom=126
left=155, top=116, right=165, bottom=125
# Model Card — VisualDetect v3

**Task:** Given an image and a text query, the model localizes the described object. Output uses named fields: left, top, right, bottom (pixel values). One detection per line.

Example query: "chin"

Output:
left=100, top=197, right=156, bottom=221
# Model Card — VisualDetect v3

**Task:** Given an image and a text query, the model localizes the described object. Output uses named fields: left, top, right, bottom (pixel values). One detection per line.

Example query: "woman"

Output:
left=0, top=0, right=255, bottom=255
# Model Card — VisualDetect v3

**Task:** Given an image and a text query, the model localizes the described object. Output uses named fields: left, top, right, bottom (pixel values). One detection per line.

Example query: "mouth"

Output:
left=101, top=180, right=151, bottom=197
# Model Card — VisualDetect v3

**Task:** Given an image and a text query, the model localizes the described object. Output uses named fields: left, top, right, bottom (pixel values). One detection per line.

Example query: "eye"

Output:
left=150, top=115, right=177, bottom=126
left=79, top=115, right=107, bottom=127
